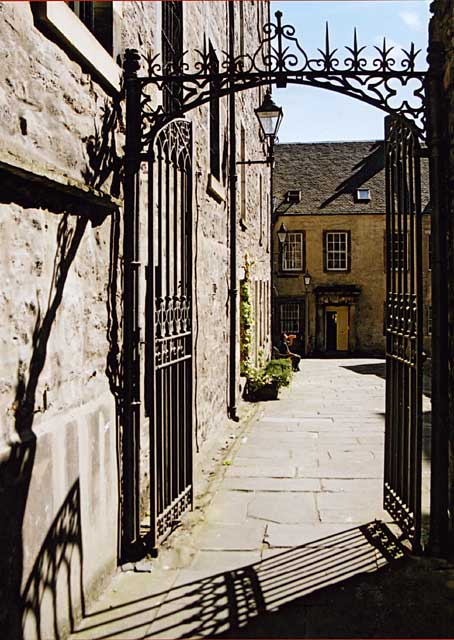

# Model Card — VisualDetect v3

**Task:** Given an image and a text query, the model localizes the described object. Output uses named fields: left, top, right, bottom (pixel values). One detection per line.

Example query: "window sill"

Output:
left=0, top=153, right=121, bottom=219
left=33, top=2, right=121, bottom=93
left=207, top=173, right=225, bottom=203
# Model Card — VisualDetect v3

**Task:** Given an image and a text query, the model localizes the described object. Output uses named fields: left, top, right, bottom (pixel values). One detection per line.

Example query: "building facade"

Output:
left=273, top=141, right=431, bottom=357
left=0, top=2, right=271, bottom=638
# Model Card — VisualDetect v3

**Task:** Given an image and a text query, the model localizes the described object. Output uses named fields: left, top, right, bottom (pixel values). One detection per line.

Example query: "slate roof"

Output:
left=273, top=141, right=430, bottom=215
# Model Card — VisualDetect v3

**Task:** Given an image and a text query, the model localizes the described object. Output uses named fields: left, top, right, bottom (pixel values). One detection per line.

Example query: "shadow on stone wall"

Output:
left=105, top=205, right=124, bottom=560
left=0, top=214, right=88, bottom=640
left=82, top=97, right=123, bottom=199
left=21, top=481, right=84, bottom=640
left=0, top=93, right=123, bottom=638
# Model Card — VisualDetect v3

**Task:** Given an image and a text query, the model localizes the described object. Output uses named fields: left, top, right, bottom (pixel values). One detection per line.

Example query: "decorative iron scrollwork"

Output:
left=155, top=296, right=191, bottom=370
left=129, top=10, right=427, bottom=148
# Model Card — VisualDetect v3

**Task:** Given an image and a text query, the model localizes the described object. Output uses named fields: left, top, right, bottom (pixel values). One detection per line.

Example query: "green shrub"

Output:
left=246, top=367, right=274, bottom=393
left=246, top=358, right=293, bottom=394
left=264, top=359, right=293, bottom=388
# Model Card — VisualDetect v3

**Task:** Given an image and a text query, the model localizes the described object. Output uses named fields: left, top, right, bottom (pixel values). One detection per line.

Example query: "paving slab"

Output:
left=205, top=490, right=251, bottom=524
left=145, top=573, right=230, bottom=639
left=316, top=461, right=383, bottom=479
left=224, top=460, right=297, bottom=478
left=247, top=492, right=318, bottom=524
left=188, top=550, right=261, bottom=574
left=71, top=357, right=436, bottom=640
left=318, top=507, right=392, bottom=525
left=264, top=523, right=366, bottom=548
left=321, top=478, right=383, bottom=494
left=222, top=476, right=321, bottom=492
left=195, top=522, right=266, bottom=551
left=71, top=570, right=178, bottom=640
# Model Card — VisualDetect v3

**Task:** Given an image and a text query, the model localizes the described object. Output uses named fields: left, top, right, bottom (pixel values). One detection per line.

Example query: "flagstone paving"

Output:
left=70, top=358, right=443, bottom=640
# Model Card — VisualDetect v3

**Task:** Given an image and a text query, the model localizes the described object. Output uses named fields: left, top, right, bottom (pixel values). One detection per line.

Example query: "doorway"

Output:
left=326, top=306, right=349, bottom=352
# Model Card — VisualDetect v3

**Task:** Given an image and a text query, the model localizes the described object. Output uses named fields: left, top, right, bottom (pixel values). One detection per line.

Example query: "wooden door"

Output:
left=336, top=307, right=349, bottom=351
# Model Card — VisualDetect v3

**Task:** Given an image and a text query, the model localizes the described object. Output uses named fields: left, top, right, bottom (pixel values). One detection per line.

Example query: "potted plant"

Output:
left=245, top=358, right=293, bottom=402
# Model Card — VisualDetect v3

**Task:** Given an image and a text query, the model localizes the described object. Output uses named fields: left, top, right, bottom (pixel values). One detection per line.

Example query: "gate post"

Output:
left=121, top=49, right=142, bottom=561
left=427, top=39, right=450, bottom=556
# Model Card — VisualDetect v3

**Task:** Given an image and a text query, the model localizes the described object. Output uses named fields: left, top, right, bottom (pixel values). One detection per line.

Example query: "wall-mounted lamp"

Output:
left=304, top=272, right=312, bottom=287
left=237, top=91, right=283, bottom=166
left=255, top=90, right=283, bottom=143
left=277, top=222, right=288, bottom=244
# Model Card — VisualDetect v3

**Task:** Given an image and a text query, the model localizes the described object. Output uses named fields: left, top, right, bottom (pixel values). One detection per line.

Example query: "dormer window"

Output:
left=356, top=188, right=371, bottom=202
left=285, top=190, right=301, bottom=204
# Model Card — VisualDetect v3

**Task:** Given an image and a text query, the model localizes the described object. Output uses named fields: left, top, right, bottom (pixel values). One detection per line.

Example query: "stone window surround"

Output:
left=281, top=230, right=305, bottom=273
left=33, top=1, right=122, bottom=93
left=323, top=230, right=351, bottom=273
left=278, top=298, right=304, bottom=335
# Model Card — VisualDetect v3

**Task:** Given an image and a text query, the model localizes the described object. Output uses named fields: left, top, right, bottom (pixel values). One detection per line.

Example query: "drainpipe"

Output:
left=228, top=1, right=239, bottom=421
left=270, top=144, right=276, bottom=342
left=122, top=49, right=142, bottom=560
left=427, top=39, right=449, bottom=556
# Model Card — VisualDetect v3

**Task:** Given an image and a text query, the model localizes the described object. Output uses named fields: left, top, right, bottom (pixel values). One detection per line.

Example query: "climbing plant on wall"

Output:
left=240, top=254, right=254, bottom=376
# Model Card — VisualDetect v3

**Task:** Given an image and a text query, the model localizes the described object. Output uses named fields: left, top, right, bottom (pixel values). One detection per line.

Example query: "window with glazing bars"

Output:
left=325, top=231, right=349, bottom=271
left=162, top=1, right=183, bottom=112
left=68, top=1, right=113, bottom=53
left=280, top=302, right=300, bottom=334
left=282, top=232, right=303, bottom=271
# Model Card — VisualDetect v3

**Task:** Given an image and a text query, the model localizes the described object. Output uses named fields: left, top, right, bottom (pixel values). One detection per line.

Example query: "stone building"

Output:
left=273, top=141, right=431, bottom=356
left=0, top=2, right=271, bottom=638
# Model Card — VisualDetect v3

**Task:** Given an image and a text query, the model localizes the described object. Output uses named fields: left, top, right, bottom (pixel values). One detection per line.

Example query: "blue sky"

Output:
left=271, top=1, right=430, bottom=142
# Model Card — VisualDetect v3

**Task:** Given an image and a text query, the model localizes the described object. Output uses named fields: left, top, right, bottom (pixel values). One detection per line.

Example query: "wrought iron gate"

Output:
left=384, top=114, right=423, bottom=551
left=146, top=119, right=193, bottom=549
left=122, top=10, right=429, bottom=557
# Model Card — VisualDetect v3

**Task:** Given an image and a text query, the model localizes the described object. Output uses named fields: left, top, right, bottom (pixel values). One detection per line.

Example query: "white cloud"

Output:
left=399, top=11, right=422, bottom=33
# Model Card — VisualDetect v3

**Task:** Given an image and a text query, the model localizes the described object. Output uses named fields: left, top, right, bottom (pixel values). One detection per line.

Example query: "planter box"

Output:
left=246, top=381, right=279, bottom=402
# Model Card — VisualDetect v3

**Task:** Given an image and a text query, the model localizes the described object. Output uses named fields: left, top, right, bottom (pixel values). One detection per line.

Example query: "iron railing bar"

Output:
left=407, top=142, right=416, bottom=515
left=148, top=149, right=158, bottom=550
left=157, top=330, right=192, bottom=341
left=414, top=131, right=424, bottom=552
left=402, top=130, right=411, bottom=510
left=384, top=117, right=393, bottom=513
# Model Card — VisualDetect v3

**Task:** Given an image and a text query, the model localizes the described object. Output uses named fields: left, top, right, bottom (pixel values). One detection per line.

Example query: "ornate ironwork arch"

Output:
left=124, top=10, right=427, bottom=151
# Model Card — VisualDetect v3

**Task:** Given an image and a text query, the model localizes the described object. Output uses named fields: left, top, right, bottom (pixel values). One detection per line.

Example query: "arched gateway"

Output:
left=121, top=11, right=429, bottom=557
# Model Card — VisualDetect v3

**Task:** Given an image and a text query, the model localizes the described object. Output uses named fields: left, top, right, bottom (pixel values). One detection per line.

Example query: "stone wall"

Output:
left=0, top=2, right=271, bottom=637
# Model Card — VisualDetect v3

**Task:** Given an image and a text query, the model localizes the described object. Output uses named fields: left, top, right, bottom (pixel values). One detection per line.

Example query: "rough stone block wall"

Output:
left=0, top=4, right=128, bottom=637
left=183, top=1, right=271, bottom=444
left=0, top=2, right=271, bottom=637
